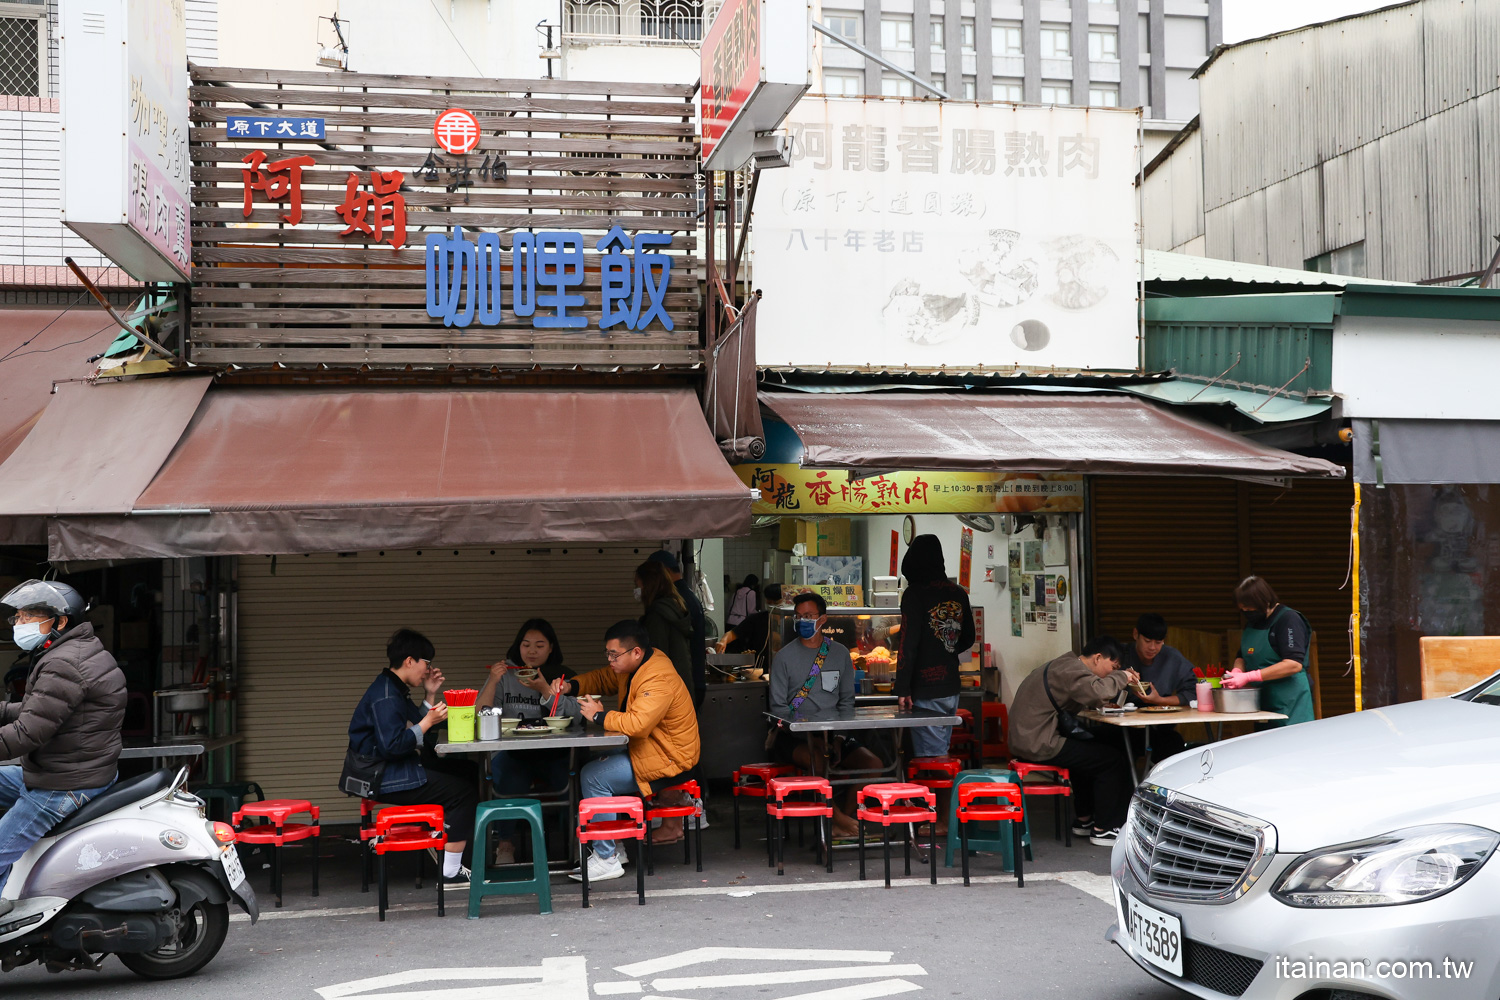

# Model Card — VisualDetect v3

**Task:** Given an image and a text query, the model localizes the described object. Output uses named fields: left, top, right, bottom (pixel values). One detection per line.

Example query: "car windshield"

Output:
left=1461, top=676, right=1500, bottom=705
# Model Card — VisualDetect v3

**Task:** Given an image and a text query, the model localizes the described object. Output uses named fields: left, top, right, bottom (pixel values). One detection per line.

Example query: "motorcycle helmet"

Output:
left=2, top=579, right=89, bottom=620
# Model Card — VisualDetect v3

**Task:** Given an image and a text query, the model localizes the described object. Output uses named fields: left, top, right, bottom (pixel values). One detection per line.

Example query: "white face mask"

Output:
left=632, top=586, right=643, bottom=603
left=12, top=622, right=47, bottom=651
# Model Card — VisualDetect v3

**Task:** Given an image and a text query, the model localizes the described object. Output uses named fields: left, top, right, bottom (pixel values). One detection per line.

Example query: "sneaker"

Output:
left=1071, top=821, right=1096, bottom=838
left=568, top=852, right=624, bottom=882
left=688, top=797, right=709, bottom=829
left=1089, top=827, right=1121, bottom=847
left=440, top=866, right=471, bottom=889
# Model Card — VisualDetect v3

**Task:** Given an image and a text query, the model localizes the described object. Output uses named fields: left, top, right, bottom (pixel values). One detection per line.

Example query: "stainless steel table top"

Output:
left=434, top=729, right=628, bottom=754
left=764, top=706, right=962, bottom=733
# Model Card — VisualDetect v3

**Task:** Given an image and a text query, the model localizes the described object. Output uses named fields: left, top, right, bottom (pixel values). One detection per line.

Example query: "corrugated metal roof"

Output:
left=1144, top=250, right=1411, bottom=288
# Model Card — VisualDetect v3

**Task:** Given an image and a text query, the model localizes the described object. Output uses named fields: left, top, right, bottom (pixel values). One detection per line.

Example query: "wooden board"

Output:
left=187, top=63, right=701, bottom=370
left=1418, top=637, right=1500, bottom=699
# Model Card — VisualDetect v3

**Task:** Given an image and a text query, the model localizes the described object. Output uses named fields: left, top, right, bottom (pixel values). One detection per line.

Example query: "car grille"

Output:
left=1183, top=940, right=1264, bottom=997
left=1128, top=788, right=1264, bottom=900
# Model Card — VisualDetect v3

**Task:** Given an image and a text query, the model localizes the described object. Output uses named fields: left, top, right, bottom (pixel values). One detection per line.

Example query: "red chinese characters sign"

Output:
left=736, top=464, right=1085, bottom=514
left=700, top=0, right=759, bottom=168
left=240, top=150, right=407, bottom=250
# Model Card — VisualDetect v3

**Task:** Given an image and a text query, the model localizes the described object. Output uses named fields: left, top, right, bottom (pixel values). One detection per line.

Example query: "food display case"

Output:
left=768, top=606, right=903, bottom=692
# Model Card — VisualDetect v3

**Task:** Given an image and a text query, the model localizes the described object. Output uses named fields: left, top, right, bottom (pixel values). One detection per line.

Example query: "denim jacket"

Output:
left=348, top=670, right=425, bottom=793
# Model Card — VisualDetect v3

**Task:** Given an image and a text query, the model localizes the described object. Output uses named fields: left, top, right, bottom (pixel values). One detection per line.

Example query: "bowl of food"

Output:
left=516, top=667, right=541, bottom=684
left=500, top=716, right=520, bottom=734
left=1130, top=679, right=1155, bottom=700
left=543, top=716, right=572, bottom=732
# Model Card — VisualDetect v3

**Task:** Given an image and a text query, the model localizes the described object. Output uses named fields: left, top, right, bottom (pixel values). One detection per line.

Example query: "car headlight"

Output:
left=1273, top=824, right=1499, bottom=907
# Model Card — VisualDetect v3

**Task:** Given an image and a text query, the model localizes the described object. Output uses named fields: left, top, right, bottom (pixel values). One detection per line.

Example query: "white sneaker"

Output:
left=568, top=852, right=625, bottom=882
left=1089, top=827, right=1121, bottom=847
left=688, top=797, right=709, bottom=829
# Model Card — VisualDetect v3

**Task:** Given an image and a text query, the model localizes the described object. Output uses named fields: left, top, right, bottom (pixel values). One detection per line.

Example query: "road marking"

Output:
left=316, top=957, right=586, bottom=999
left=593, top=984, right=641, bottom=995
left=233, top=871, right=1108, bottom=923
left=615, top=948, right=895, bottom=977
left=774, top=982, right=923, bottom=1000
left=651, top=963, right=927, bottom=992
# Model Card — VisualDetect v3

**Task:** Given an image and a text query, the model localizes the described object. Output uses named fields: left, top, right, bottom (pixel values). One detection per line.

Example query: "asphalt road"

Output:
left=5, top=814, right=1184, bottom=999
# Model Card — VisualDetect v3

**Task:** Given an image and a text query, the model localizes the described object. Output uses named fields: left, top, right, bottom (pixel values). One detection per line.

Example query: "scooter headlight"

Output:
left=1273, top=824, right=1498, bottom=907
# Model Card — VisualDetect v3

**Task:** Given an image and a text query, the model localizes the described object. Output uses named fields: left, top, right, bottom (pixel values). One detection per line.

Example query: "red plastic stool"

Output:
left=856, top=783, right=938, bottom=887
left=905, top=756, right=965, bottom=791
left=981, top=703, right=1010, bottom=762
left=1010, top=761, right=1075, bottom=848
left=732, top=763, right=797, bottom=850
left=577, top=796, right=646, bottom=908
left=949, top=709, right=980, bottom=768
left=956, top=782, right=1026, bottom=887
left=372, top=805, right=446, bottom=921
left=232, top=798, right=320, bottom=908
left=643, top=779, right=703, bottom=876
left=765, top=777, right=835, bottom=876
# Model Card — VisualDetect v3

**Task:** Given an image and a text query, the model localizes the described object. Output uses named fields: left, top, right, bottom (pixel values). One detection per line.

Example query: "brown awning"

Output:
left=0, top=309, right=125, bottom=465
left=760, top=391, right=1345, bottom=478
left=48, top=387, right=751, bottom=560
left=0, top=376, right=212, bottom=516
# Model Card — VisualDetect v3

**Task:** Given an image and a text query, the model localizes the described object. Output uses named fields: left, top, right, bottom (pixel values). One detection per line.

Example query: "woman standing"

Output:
left=895, top=534, right=976, bottom=759
left=1223, top=576, right=1315, bottom=727
left=637, top=560, right=696, bottom=692
left=726, top=574, right=760, bottom=628
left=476, top=619, right=579, bottom=865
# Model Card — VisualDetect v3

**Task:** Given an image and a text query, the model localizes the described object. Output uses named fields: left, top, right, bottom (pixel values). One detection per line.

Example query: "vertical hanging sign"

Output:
left=959, top=527, right=974, bottom=591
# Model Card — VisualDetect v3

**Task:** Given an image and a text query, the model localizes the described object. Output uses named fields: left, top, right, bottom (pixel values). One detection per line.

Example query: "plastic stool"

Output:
left=856, top=783, right=938, bottom=888
left=232, top=798, right=319, bottom=908
left=372, top=805, right=446, bottom=921
left=765, top=776, right=835, bottom=876
left=732, top=763, right=796, bottom=849
left=905, top=756, right=965, bottom=791
left=196, top=781, right=265, bottom=823
left=949, top=709, right=980, bottom=769
left=577, top=796, right=646, bottom=908
left=469, top=798, right=551, bottom=917
left=643, top=779, right=703, bottom=876
left=1011, top=760, right=1074, bottom=850
left=981, top=702, right=1010, bottom=762
left=956, top=783, right=1025, bottom=887
left=943, top=769, right=1031, bottom=871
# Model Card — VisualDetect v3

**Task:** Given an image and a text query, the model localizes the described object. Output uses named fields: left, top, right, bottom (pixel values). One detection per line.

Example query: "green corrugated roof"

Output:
left=1120, top=380, right=1332, bottom=424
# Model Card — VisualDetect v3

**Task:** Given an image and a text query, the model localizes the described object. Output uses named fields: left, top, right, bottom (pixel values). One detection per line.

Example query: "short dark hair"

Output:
left=1234, top=575, right=1279, bottom=611
left=791, top=591, right=827, bottom=615
left=604, top=619, right=652, bottom=656
left=387, top=628, right=434, bottom=669
left=1081, top=634, right=1122, bottom=662
left=764, top=583, right=783, bottom=604
left=1135, top=614, right=1168, bottom=642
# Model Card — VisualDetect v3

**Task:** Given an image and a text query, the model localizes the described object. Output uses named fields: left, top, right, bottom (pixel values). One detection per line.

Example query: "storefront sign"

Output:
left=754, top=99, right=1139, bottom=370
left=738, top=464, right=1084, bottom=514
left=425, top=226, right=674, bottom=331
left=433, top=108, right=481, bottom=155
left=239, top=152, right=408, bottom=249
left=700, top=0, right=810, bottom=170
left=227, top=116, right=325, bottom=139
left=809, top=584, right=864, bottom=608
left=60, top=0, right=192, bottom=281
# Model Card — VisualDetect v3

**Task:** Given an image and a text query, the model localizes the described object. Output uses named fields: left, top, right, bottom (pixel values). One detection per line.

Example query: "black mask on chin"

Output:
left=1241, top=610, right=1268, bottom=629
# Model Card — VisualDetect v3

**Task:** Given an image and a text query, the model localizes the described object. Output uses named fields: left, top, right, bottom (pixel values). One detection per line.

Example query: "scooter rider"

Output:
left=0, top=579, right=125, bottom=917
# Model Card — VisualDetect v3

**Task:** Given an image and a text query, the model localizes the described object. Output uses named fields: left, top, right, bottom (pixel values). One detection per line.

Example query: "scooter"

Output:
left=0, top=766, right=257, bottom=979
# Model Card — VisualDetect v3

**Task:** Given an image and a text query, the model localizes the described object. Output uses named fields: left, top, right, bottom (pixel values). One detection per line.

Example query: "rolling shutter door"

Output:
left=237, top=545, right=652, bottom=823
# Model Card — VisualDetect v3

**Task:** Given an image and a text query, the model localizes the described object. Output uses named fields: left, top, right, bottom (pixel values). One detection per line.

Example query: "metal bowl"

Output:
left=1212, top=687, right=1261, bottom=713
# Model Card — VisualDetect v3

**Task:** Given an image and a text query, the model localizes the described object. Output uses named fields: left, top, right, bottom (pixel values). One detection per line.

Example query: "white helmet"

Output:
left=2, top=579, right=89, bottom=619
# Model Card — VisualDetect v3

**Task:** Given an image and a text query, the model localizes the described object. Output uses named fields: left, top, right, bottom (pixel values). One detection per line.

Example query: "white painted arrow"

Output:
left=615, top=948, right=895, bottom=978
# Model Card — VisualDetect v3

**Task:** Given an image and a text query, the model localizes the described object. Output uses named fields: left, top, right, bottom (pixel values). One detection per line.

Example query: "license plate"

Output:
left=221, top=847, right=247, bottom=887
left=1118, top=890, right=1184, bottom=977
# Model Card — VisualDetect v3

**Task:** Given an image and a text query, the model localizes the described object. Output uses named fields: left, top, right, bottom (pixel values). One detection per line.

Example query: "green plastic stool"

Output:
left=469, top=799, right=551, bottom=918
left=195, top=782, right=265, bottom=824
left=943, top=770, right=1031, bottom=872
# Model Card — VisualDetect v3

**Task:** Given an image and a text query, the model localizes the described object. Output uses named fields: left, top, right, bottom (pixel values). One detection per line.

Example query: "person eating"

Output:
left=1224, top=575, right=1315, bottom=727
left=768, top=592, right=885, bottom=838
left=475, top=618, right=579, bottom=866
left=1119, top=613, right=1198, bottom=760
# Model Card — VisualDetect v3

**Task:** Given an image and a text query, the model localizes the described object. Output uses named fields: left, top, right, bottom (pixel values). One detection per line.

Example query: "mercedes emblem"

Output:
left=1199, top=749, right=1214, bottom=777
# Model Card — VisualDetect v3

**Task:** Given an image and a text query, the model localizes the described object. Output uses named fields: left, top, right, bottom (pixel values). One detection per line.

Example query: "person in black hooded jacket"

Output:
left=895, top=535, right=975, bottom=759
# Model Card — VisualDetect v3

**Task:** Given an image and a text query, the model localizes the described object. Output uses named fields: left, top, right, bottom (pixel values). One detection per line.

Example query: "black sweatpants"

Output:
left=1037, top=736, right=1134, bottom=831
left=378, top=751, right=480, bottom=844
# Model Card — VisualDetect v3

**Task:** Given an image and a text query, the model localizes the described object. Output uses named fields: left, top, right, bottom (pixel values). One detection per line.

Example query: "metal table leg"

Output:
left=1121, top=727, right=1139, bottom=786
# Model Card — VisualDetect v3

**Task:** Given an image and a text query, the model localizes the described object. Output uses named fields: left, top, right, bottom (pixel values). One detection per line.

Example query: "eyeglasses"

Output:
left=6, top=611, right=52, bottom=626
left=605, top=647, right=640, bottom=662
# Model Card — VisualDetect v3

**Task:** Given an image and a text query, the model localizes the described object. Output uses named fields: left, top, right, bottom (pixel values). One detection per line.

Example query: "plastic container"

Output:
left=447, top=705, right=476, bottom=742
left=1196, top=681, right=1215, bottom=711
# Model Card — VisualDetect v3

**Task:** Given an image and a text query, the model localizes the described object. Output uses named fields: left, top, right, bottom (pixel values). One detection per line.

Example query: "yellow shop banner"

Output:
left=736, top=464, right=1084, bottom=516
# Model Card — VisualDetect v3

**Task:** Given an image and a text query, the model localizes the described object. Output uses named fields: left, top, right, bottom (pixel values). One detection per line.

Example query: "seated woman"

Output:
left=476, top=618, right=580, bottom=866
left=348, top=628, right=477, bottom=887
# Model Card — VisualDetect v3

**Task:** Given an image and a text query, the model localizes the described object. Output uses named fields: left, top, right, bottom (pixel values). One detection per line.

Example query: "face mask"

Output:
left=796, top=618, right=819, bottom=640
left=12, top=622, right=47, bottom=651
left=632, top=587, right=643, bottom=603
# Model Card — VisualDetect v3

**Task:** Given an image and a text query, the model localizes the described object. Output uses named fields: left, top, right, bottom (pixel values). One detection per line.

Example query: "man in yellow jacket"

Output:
left=557, top=619, right=700, bottom=883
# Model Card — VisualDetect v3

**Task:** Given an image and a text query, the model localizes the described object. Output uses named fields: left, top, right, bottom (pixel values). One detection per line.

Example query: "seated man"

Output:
left=560, top=620, right=700, bottom=883
left=0, top=580, right=126, bottom=918
left=768, top=592, right=885, bottom=838
left=1009, top=635, right=1138, bottom=847
left=1119, top=613, right=1198, bottom=761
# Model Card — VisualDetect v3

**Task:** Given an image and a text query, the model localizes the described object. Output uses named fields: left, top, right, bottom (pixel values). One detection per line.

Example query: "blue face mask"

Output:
left=795, top=618, right=819, bottom=640
left=12, top=622, right=47, bottom=651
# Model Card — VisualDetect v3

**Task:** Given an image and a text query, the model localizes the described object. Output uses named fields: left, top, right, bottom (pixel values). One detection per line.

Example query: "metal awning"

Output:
left=46, top=386, right=751, bottom=560
left=760, top=390, right=1345, bottom=478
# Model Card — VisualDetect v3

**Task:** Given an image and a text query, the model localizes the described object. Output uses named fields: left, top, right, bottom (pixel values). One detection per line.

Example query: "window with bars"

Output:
left=0, top=13, right=44, bottom=98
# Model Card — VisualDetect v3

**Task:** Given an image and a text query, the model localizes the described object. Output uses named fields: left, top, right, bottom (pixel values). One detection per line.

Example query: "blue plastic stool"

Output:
left=469, top=799, right=551, bottom=918
left=943, top=770, right=1031, bottom=872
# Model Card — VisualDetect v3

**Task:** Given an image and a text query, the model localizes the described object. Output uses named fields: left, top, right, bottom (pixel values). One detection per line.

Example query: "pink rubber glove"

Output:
left=1222, top=669, right=1261, bottom=690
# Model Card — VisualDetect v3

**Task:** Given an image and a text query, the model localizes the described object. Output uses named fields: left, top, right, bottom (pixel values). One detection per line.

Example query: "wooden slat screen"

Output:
left=188, top=65, right=701, bottom=368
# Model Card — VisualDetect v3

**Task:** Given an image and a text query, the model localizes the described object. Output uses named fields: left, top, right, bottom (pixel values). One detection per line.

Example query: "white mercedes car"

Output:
left=1108, top=675, right=1500, bottom=1000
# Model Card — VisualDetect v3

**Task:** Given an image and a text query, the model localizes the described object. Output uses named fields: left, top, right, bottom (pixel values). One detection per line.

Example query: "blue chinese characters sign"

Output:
left=226, top=116, right=326, bottom=140
left=425, top=225, right=674, bottom=331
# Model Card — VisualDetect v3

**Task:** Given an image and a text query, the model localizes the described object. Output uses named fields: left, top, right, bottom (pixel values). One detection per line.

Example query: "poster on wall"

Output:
left=754, top=98, right=1139, bottom=370
left=959, top=527, right=973, bottom=591
left=739, top=465, right=1084, bottom=515
left=803, top=556, right=862, bottom=586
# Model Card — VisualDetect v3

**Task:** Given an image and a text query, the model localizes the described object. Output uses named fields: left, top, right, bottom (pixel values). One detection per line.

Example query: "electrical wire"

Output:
left=0, top=290, right=91, bottom=366
left=426, top=0, right=487, bottom=75
left=0, top=319, right=118, bottom=369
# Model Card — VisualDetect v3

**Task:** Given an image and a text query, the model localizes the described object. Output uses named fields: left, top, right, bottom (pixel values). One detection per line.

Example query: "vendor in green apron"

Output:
left=1223, top=576, right=1314, bottom=726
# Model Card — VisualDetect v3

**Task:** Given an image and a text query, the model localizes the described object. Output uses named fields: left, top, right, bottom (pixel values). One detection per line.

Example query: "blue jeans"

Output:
left=911, top=695, right=961, bottom=758
left=0, top=766, right=115, bottom=895
left=577, top=750, right=638, bottom=861
left=489, top=750, right=569, bottom=840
